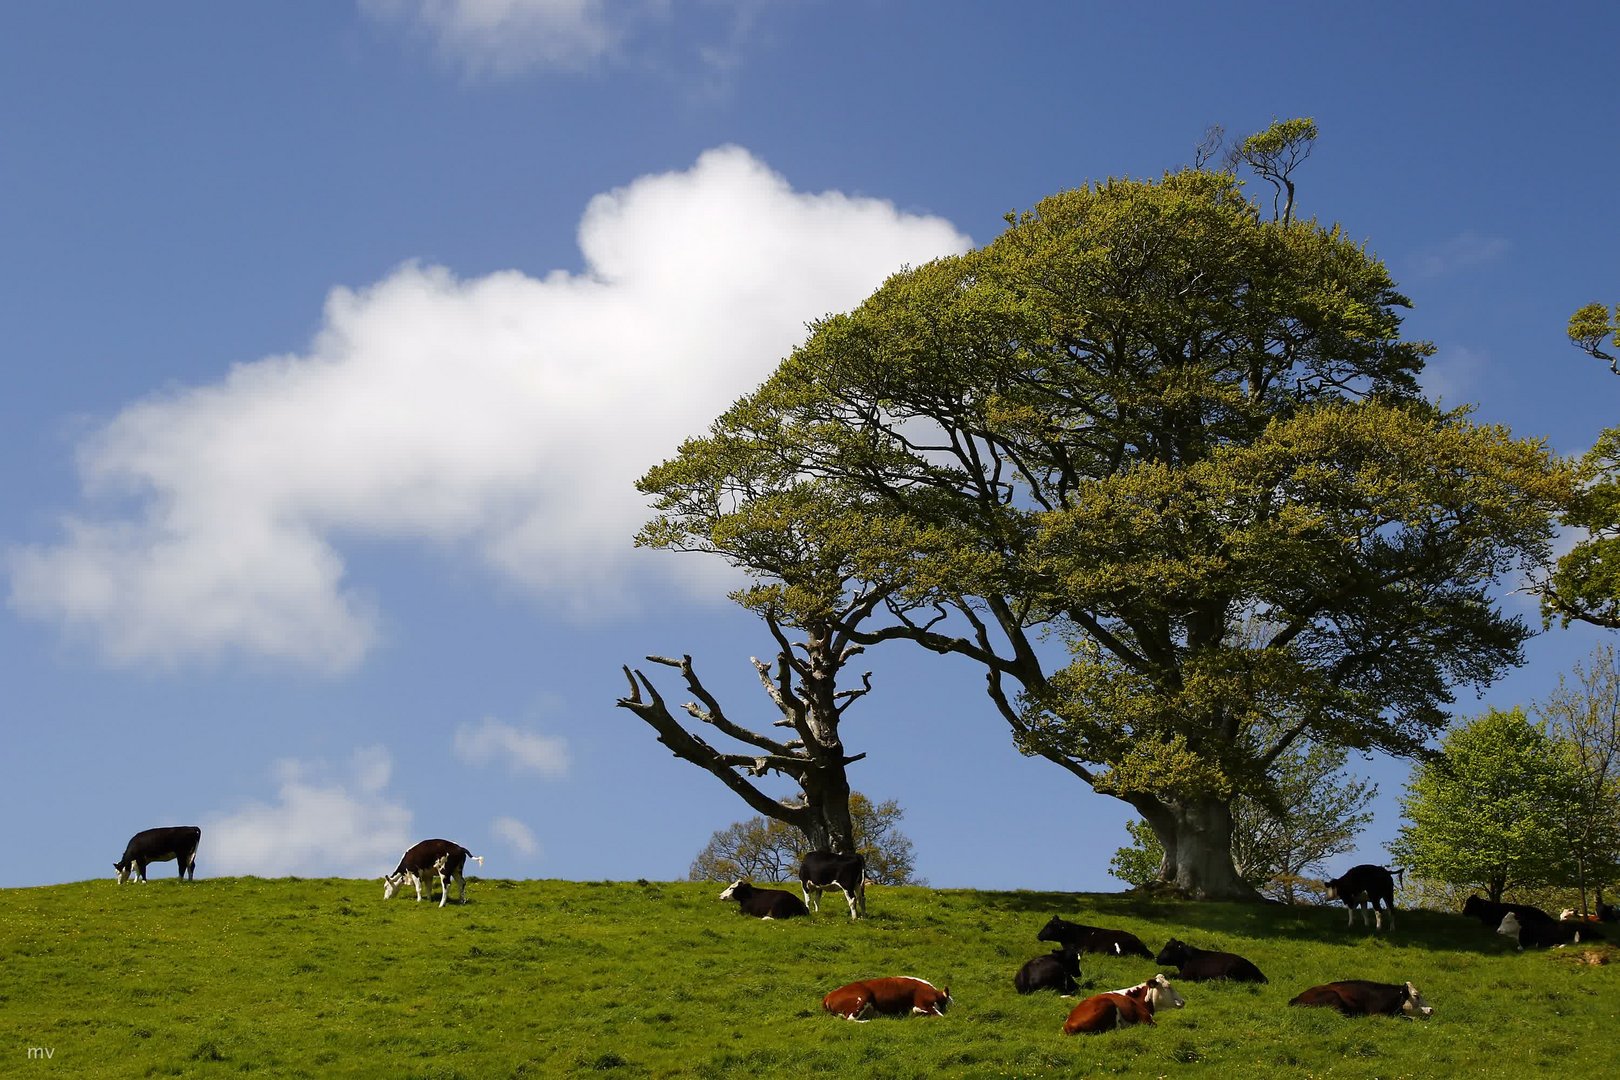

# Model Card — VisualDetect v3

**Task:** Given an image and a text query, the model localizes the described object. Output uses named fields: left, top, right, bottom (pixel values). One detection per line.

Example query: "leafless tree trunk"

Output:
left=616, top=615, right=870, bottom=857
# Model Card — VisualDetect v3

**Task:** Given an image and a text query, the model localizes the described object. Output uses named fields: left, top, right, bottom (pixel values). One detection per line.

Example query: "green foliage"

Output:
left=1392, top=707, right=1585, bottom=901
left=690, top=792, right=924, bottom=886
left=640, top=152, right=1571, bottom=897
left=1235, top=116, right=1318, bottom=223
left=1534, top=646, right=1620, bottom=908
left=1568, top=301, right=1619, bottom=372
left=3, top=877, right=1618, bottom=1078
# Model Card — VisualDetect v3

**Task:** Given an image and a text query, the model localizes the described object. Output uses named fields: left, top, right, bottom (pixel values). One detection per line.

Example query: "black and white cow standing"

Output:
left=383, top=839, right=484, bottom=908
left=114, top=826, right=201, bottom=883
left=799, top=851, right=867, bottom=919
left=1323, top=864, right=1403, bottom=931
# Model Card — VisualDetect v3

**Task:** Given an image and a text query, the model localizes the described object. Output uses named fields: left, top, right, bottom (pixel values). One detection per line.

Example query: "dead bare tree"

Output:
left=617, top=607, right=877, bottom=855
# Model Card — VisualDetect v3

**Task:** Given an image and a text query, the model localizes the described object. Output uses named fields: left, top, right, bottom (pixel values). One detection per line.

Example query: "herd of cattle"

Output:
left=114, top=828, right=1617, bottom=1035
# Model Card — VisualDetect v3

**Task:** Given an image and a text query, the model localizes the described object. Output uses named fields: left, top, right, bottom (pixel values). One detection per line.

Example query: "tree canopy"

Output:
left=639, top=137, right=1570, bottom=897
left=1391, top=707, right=1584, bottom=902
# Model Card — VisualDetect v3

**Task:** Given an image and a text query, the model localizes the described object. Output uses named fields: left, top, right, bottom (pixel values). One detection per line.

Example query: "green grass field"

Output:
left=3, top=878, right=1616, bottom=1078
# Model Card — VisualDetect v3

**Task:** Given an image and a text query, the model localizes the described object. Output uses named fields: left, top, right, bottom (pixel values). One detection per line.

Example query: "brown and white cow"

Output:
left=1288, top=979, right=1432, bottom=1018
left=1323, top=864, right=1403, bottom=930
left=822, top=977, right=950, bottom=1021
left=383, top=839, right=484, bottom=907
left=1061, top=975, right=1184, bottom=1035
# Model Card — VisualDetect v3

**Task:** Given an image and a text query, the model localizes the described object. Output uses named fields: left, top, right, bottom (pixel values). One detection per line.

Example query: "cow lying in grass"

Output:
left=1462, top=895, right=1554, bottom=929
left=1154, top=938, right=1267, bottom=983
left=1060, top=975, right=1184, bottom=1035
left=1038, top=915, right=1153, bottom=958
left=822, top=977, right=950, bottom=1020
left=1497, top=911, right=1598, bottom=949
left=719, top=880, right=807, bottom=919
left=1013, top=945, right=1082, bottom=995
left=1289, top=980, right=1432, bottom=1018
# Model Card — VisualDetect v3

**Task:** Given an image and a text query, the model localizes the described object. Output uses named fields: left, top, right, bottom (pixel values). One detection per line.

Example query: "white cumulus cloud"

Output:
left=492, top=815, right=539, bottom=856
left=203, top=747, right=414, bottom=878
left=7, top=146, right=971, bottom=671
left=455, top=717, right=570, bottom=777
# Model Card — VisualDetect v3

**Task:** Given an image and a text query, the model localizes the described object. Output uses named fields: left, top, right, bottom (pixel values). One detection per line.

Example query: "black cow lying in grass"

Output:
left=1013, top=945, right=1082, bottom=994
left=1289, top=980, right=1433, bottom=1018
left=1154, top=938, right=1267, bottom=983
left=1496, top=911, right=1600, bottom=949
left=1038, top=916, right=1153, bottom=959
left=1462, top=894, right=1554, bottom=928
left=719, top=880, right=808, bottom=919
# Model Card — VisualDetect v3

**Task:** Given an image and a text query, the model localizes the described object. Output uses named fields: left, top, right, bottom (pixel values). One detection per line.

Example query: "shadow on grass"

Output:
left=942, top=887, right=1522, bottom=956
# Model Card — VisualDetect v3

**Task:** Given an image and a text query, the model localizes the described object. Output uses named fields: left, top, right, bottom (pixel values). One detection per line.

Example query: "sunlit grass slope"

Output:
left=4, top=878, right=1616, bottom=1078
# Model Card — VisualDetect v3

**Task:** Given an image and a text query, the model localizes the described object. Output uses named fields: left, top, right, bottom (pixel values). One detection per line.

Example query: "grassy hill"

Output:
left=3, top=878, right=1616, bottom=1078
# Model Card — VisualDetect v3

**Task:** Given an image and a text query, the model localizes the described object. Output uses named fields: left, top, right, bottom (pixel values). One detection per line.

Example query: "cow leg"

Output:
left=843, top=886, right=860, bottom=920
left=457, top=871, right=468, bottom=904
left=804, top=884, right=820, bottom=912
left=412, top=873, right=425, bottom=901
left=137, top=861, right=149, bottom=883
left=437, top=870, right=451, bottom=908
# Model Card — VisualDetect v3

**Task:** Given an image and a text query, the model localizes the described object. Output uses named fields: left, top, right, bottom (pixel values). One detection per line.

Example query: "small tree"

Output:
left=690, top=792, right=924, bottom=886
left=1535, top=646, right=1620, bottom=914
left=1391, top=707, right=1583, bottom=902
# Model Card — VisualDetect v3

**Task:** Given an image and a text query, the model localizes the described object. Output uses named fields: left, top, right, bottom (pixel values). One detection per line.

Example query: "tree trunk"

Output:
left=800, top=766, right=857, bottom=854
left=1135, top=796, right=1259, bottom=900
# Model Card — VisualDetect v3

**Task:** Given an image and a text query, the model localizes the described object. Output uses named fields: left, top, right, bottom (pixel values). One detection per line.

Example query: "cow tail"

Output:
left=1390, top=866, right=1406, bottom=887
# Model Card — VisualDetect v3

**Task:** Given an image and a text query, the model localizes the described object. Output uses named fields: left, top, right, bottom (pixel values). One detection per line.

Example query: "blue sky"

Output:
left=3, top=1, right=1617, bottom=891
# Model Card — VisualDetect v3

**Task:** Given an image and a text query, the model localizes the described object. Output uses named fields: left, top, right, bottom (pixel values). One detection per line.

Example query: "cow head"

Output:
left=383, top=872, right=406, bottom=900
left=1402, top=982, right=1433, bottom=1018
left=1144, top=974, right=1185, bottom=1010
left=1036, top=916, right=1073, bottom=944
left=1462, top=895, right=1485, bottom=918
left=114, top=862, right=131, bottom=884
left=719, top=880, right=749, bottom=901
left=1322, top=875, right=1344, bottom=901
left=1496, top=912, right=1521, bottom=940
left=1155, top=938, right=1189, bottom=967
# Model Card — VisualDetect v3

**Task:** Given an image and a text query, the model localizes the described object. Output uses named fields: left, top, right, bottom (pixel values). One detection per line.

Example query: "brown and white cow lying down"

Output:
left=822, top=977, right=950, bottom=1021
left=1154, top=938, right=1267, bottom=983
left=720, top=880, right=808, bottom=919
left=1038, top=915, right=1154, bottom=959
left=383, top=839, right=484, bottom=907
left=1061, top=975, right=1184, bottom=1035
left=1288, top=980, right=1432, bottom=1018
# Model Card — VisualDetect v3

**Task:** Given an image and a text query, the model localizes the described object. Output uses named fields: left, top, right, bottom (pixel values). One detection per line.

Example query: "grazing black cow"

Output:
left=1014, top=944, right=1082, bottom=995
left=383, top=839, right=483, bottom=907
left=1289, top=980, right=1433, bottom=1018
left=1322, top=864, right=1402, bottom=930
left=114, top=826, right=201, bottom=884
left=1461, top=895, right=1554, bottom=928
left=1154, top=938, right=1267, bottom=983
left=719, top=880, right=808, bottom=919
left=799, top=851, right=866, bottom=919
left=1037, top=915, right=1154, bottom=959
left=1496, top=911, right=1598, bottom=949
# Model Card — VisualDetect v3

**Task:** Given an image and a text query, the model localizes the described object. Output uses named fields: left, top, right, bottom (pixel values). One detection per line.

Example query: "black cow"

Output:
left=1014, top=945, right=1082, bottom=995
left=1496, top=911, right=1599, bottom=949
left=1601, top=902, right=1619, bottom=923
left=1322, top=864, right=1402, bottom=930
left=114, top=826, right=201, bottom=883
left=1461, top=895, right=1554, bottom=928
left=1037, top=915, right=1154, bottom=959
left=383, top=839, right=484, bottom=907
left=720, top=879, right=808, bottom=919
left=1154, top=938, right=1267, bottom=983
left=799, top=851, right=866, bottom=919
left=1289, top=980, right=1433, bottom=1018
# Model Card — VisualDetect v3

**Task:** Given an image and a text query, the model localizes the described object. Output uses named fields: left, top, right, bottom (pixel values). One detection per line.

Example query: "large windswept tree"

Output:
left=639, top=132, right=1569, bottom=897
